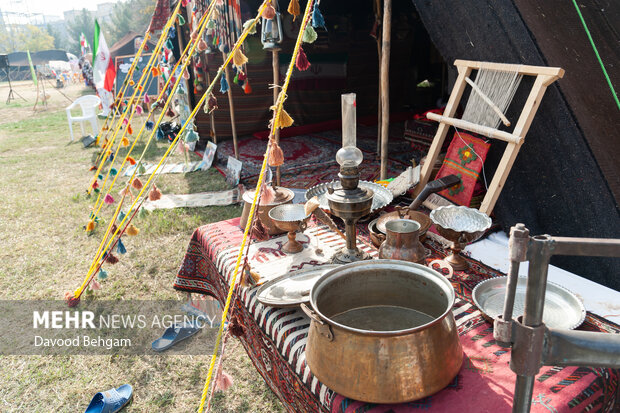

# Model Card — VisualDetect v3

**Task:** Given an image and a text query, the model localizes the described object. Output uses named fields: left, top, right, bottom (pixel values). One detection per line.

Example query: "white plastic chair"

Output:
left=66, top=95, right=101, bottom=141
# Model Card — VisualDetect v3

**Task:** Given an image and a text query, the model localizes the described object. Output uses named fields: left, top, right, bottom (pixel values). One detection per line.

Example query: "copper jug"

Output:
left=378, top=219, right=426, bottom=263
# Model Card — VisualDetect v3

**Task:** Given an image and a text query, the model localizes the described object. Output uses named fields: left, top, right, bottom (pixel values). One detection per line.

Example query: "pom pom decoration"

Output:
left=156, top=127, right=165, bottom=140
left=129, top=80, right=135, bottom=86
left=135, top=105, right=143, bottom=115
left=109, top=168, right=118, bottom=176
left=104, top=194, right=115, bottom=204
left=197, top=38, right=208, bottom=52
left=127, top=124, right=133, bottom=135
left=121, top=137, right=130, bottom=147
left=122, top=118, right=128, bottom=126
left=220, top=76, right=229, bottom=94
left=132, top=178, right=143, bottom=190
left=238, top=71, right=247, bottom=81
left=287, top=0, right=300, bottom=21
left=205, top=93, right=218, bottom=113
left=86, top=220, right=96, bottom=232
left=117, top=238, right=127, bottom=255
left=97, top=269, right=108, bottom=280
left=232, top=49, right=248, bottom=67
left=149, top=184, right=162, bottom=201
left=65, top=291, right=80, bottom=307
left=303, top=25, right=318, bottom=44
left=214, top=371, right=234, bottom=392
left=144, top=94, right=150, bottom=104
left=126, top=224, right=140, bottom=236
left=262, top=3, right=276, bottom=19
left=151, top=67, right=161, bottom=77
left=118, top=211, right=126, bottom=222
left=126, top=156, right=137, bottom=165
left=106, top=253, right=119, bottom=264
left=244, top=81, right=252, bottom=94
left=295, top=47, right=311, bottom=71
left=268, top=139, right=285, bottom=167
left=145, top=121, right=154, bottom=130
left=243, top=19, right=257, bottom=35
left=270, top=105, right=294, bottom=129
left=312, top=5, right=326, bottom=29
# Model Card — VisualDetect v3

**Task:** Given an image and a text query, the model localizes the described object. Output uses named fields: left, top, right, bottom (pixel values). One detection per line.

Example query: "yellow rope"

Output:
left=76, top=1, right=220, bottom=297
left=197, top=1, right=314, bottom=411
left=88, top=10, right=209, bottom=223
left=86, top=2, right=181, bottom=195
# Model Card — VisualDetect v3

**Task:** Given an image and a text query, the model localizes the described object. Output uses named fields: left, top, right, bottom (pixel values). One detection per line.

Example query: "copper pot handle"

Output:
left=301, top=303, right=333, bottom=341
left=299, top=220, right=308, bottom=232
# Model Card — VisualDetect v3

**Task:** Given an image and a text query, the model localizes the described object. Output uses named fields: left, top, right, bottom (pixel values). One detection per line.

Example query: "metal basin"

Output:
left=303, top=260, right=463, bottom=403
left=305, top=180, right=393, bottom=213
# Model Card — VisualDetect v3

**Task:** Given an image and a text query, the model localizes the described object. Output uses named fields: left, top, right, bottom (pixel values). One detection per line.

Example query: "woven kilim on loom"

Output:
left=174, top=218, right=620, bottom=412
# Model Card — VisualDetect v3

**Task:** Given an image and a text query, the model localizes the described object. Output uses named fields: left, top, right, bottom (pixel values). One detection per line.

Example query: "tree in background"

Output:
left=67, top=9, right=95, bottom=56
left=0, top=25, right=54, bottom=53
left=108, top=0, right=157, bottom=45
left=47, top=24, right=70, bottom=51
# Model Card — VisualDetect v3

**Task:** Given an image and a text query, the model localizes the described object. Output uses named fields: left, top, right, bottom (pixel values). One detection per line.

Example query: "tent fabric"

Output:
left=410, top=0, right=620, bottom=290
left=7, top=50, right=68, bottom=66
left=109, top=32, right=156, bottom=58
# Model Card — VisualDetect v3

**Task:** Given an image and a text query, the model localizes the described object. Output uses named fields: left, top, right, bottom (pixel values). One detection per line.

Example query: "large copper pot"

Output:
left=302, top=260, right=462, bottom=403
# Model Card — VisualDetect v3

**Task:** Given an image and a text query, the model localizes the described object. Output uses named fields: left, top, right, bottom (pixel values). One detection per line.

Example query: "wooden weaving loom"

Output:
left=418, top=60, right=564, bottom=215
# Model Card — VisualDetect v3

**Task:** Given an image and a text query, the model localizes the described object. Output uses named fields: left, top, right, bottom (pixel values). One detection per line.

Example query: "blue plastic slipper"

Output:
left=151, top=320, right=201, bottom=352
left=84, top=384, right=132, bottom=413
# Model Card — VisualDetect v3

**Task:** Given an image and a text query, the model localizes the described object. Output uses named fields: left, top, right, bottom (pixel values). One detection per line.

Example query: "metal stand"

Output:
left=494, top=225, right=620, bottom=413
left=5, top=69, right=26, bottom=104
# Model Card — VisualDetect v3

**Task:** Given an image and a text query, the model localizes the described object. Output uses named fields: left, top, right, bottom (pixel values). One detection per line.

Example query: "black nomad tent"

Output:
left=177, top=0, right=618, bottom=289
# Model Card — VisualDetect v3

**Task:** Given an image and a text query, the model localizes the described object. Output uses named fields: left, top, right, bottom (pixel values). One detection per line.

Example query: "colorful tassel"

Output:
left=91, top=280, right=101, bottom=291
left=238, top=71, right=247, bottom=81
left=233, top=49, right=248, bottom=67
left=110, top=168, right=118, bottom=176
left=151, top=67, right=161, bottom=77
left=149, top=185, right=162, bottom=201
left=220, top=76, right=229, bottom=94
left=214, top=371, right=234, bottom=392
left=271, top=106, right=294, bottom=129
left=123, top=118, right=128, bottom=126
left=312, top=5, right=326, bottom=29
left=138, top=207, right=147, bottom=219
left=138, top=163, right=147, bottom=174
left=185, top=129, right=199, bottom=143
left=106, top=253, right=119, bottom=264
left=206, top=94, right=218, bottom=113
left=118, top=211, right=126, bottom=222
left=104, top=194, right=115, bottom=204
left=129, top=80, right=135, bottom=86
left=262, top=3, right=276, bottom=19
left=295, top=47, right=311, bottom=71
left=243, top=19, right=257, bottom=35
left=117, top=238, right=127, bottom=255
left=98, top=174, right=104, bottom=180
left=144, top=94, right=150, bottom=104
left=303, top=25, right=318, bottom=43
left=244, top=81, right=252, bottom=94
left=177, top=14, right=185, bottom=25
left=65, top=291, right=80, bottom=307
left=268, top=140, right=285, bottom=166
left=126, top=224, right=140, bottom=236
left=127, top=124, right=133, bottom=135
left=197, top=38, right=208, bottom=52
left=126, top=156, right=136, bottom=165
left=86, top=220, right=96, bottom=232
left=89, top=165, right=97, bottom=171
left=156, top=127, right=165, bottom=140
left=121, top=137, right=130, bottom=147
left=287, top=0, right=300, bottom=20
left=132, top=178, right=143, bottom=190
left=135, top=105, right=143, bottom=115
left=97, top=269, right=108, bottom=280
left=145, top=121, right=154, bottom=130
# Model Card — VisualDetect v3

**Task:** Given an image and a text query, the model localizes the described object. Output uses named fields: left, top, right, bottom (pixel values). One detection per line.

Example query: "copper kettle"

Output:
left=378, top=219, right=426, bottom=263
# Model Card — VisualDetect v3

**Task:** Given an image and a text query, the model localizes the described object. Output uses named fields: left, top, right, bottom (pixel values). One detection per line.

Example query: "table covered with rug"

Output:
left=174, top=218, right=620, bottom=412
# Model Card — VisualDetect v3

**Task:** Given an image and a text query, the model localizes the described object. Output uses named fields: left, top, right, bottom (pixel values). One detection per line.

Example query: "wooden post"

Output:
left=203, top=53, right=217, bottom=143
left=375, top=0, right=382, bottom=156
left=272, top=49, right=281, bottom=186
left=379, top=0, right=391, bottom=180
left=222, top=52, right=239, bottom=159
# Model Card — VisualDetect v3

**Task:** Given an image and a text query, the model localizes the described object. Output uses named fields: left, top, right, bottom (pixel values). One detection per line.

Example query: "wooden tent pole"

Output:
left=272, top=49, right=281, bottom=186
left=379, top=0, right=391, bottom=179
left=375, top=0, right=382, bottom=155
left=203, top=53, right=217, bottom=143
left=222, top=52, right=239, bottom=159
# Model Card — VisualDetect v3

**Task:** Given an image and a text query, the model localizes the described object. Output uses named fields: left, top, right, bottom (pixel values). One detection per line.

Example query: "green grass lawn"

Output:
left=0, top=89, right=283, bottom=412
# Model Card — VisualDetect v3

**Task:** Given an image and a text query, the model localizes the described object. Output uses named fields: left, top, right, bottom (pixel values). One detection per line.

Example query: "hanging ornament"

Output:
left=97, top=269, right=108, bottom=280
left=197, top=38, right=208, bottom=52
left=148, top=185, right=162, bottom=201
left=262, top=3, right=276, bottom=20
left=205, top=93, right=218, bottom=113
left=132, top=178, right=143, bottom=190
left=126, top=156, right=137, bottom=165
left=145, top=120, right=155, bottom=130
left=296, top=47, right=311, bottom=71
left=126, top=224, right=140, bottom=236
left=288, top=0, right=300, bottom=21
left=117, top=238, right=127, bottom=254
left=271, top=105, right=294, bottom=129
left=268, top=139, right=284, bottom=167
left=135, top=105, right=143, bottom=115
left=243, top=19, right=257, bottom=35
left=220, top=76, right=229, bottom=94
left=243, top=80, right=252, bottom=94
left=312, top=5, right=326, bottom=29
left=303, top=25, right=318, bottom=44
left=104, top=194, right=115, bottom=205
left=233, top=49, right=248, bottom=67
left=109, top=168, right=118, bottom=176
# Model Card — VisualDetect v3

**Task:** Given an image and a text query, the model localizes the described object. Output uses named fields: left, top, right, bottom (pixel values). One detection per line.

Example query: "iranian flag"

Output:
left=92, top=20, right=115, bottom=92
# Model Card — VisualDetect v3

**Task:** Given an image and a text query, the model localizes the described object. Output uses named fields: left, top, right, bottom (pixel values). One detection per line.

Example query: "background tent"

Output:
left=109, top=32, right=157, bottom=58
left=170, top=0, right=618, bottom=289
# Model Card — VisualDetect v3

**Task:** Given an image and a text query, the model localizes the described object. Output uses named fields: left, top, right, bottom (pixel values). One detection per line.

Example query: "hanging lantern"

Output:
left=261, top=11, right=284, bottom=50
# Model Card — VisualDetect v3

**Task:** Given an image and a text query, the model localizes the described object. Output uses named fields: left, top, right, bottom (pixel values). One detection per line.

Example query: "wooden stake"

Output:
left=272, top=49, right=281, bottom=186
left=379, top=0, right=391, bottom=180
left=203, top=53, right=217, bottom=143
left=222, top=52, right=239, bottom=159
left=375, top=0, right=382, bottom=156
